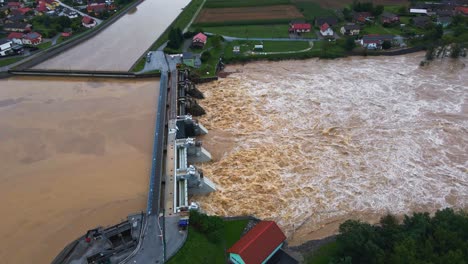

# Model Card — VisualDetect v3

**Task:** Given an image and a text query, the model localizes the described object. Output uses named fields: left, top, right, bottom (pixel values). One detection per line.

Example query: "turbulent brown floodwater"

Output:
left=194, top=53, right=468, bottom=246
left=0, top=77, right=158, bottom=263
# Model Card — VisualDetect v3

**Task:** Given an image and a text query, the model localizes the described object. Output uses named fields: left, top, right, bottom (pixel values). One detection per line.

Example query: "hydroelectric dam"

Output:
left=51, top=66, right=216, bottom=264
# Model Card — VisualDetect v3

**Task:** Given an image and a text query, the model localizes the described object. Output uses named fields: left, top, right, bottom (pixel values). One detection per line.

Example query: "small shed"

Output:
left=192, top=32, right=207, bottom=48
left=254, top=44, right=263, bottom=51
left=233, top=46, right=240, bottom=54
left=227, top=221, right=286, bottom=264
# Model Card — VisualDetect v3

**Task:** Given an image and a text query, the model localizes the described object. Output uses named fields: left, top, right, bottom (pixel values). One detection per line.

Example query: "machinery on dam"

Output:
left=52, top=69, right=216, bottom=264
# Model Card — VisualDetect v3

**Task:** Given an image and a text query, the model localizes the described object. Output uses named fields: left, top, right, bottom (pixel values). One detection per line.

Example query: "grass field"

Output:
left=37, top=41, right=52, bottom=50
left=224, top=220, right=249, bottom=248
left=205, top=0, right=292, bottom=8
left=167, top=219, right=248, bottom=264
left=203, top=24, right=291, bottom=38
left=0, top=56, right=23, bottom=67
left=306, top=241, right=339, bottom=264
left=166, top=227, right=225, bottom=264
left=293, top=1, right=336, bottom=19
left=360, top=24, right=402, bottom=35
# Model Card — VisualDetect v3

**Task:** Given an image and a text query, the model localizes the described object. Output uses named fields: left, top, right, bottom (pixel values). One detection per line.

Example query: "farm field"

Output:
left=204, top=0, right=292, bottom=8
left=202, top=24, right=290, bottom=38
left=291, top=0, right=409, bottom=9
left=195, top=5, right=304, bottom=24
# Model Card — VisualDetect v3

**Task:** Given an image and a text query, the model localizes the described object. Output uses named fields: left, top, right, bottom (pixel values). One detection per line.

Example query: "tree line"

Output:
left=326, top=208, right=468, bottom=264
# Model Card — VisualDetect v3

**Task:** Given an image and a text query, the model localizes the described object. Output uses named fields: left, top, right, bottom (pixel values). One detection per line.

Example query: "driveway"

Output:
left=56, top=0, right=102, bottom=24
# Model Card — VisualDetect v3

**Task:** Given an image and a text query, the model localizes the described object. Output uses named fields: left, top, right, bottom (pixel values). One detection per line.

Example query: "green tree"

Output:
left=372, top=5, right=384, bottom=16
left=343, top=37, right=356, bottom=51
left=201, top=51, right=211, bottom=63
left=382, top=40, right=391, bottom=49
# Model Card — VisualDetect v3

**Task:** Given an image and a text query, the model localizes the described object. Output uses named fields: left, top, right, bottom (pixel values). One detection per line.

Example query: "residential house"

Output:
left=35, top=2, right=48, bottom=13
left=227, top=221, right=287, bottom=264
left=0, top=39, right=14, bottom=56
left=4, top=14, right=25, bottom=23
left=82, top=16, right=96, bottom=27
left=380, top=12, right=399, bottom=24
left=192, top=32, right=207, bottom=48
left=7, top=2, right=22, bottom=9
left=360, top=34, right=394, bottom=49
left=455, top=6, right=468, bottom=15
left=289, top=22, right=311, bottom=33
left=410, top=8, right=428, bottom=15
left=353, top=12, right=374, bottom=23
left=7, top=32, right=24, bottom=45
left=437, top=16, right=453, bottom=27
left=340, top=23, right=360, bottom=36
left=436, top=9, right=454, bottom=17
left=22, top=32, right=42, bottom=45
left=320, top=23, right=334, bottom=37
left=61, top=8, right=78, bottom=18
left=3, top=22, right=31, bottom=32
left=10, top=7, right=31, bottom=16
left=182, top=52, right=201, bottom=68
left=87, top=3, right=106, bottom=14
left=412, top=16, right=431, bottom=28
left=315, top=16, right=338, bottom=27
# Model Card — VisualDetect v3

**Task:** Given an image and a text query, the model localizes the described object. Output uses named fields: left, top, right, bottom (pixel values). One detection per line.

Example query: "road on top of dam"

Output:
left=33, top=0, right=190, bottom=72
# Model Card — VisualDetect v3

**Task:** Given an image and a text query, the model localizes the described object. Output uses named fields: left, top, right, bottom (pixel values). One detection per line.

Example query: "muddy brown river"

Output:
left=0, top=77, right=158, bottom=263
left=194, top=53, right=468, bottom=246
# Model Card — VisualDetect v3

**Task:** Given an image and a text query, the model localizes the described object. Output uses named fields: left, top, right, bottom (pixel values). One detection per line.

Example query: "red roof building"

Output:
left=87, top=3, right=107, bottom=14
left=22, top=32, right=42, bottom=46
left=7, top=32, right=24, bottom=40
left=227, top=221, right=286, bottom=264
left=8, top=2, right=22, bottom=9
left=82, top=16, right=97, bottom=28
left=61, top=32, right=72, bottom=37
left=36, top=3, right=48, bottom=12
left=289, top=23, right=311, bottom=33
left=192, top=32, right=207, bottom=48
left=320, top=23, right=330, bottom=32
left=455, top=6, right=468, bottom=15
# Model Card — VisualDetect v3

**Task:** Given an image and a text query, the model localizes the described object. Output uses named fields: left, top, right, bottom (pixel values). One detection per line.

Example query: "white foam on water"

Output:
left=196, top=55, right=468, bottom=238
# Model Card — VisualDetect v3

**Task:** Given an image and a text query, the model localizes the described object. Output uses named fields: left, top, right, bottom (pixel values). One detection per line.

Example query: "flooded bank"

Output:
left=0, top=77, right=158, bottom=263
left=194, top=54, right=468, bottom=246
left=33, top=0, right=190, bottom=71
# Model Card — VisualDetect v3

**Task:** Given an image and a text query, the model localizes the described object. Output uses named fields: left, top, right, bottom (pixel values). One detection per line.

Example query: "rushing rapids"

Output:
left=194, top=53, right=468, bottom=245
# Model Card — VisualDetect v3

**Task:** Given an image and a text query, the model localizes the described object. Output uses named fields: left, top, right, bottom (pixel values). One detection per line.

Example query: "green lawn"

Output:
left=0, top=56, right=23, bottom=67
left=306, top=241, right=339, bottom=264
left=292, top=2, right=335, bottom=19
left=37, top=41, right=52, bottom=50
left=167, top=227, right=225, bottom=264
left=360, top=23, right=402, bottom=35
left=205, top=0, right=291, bottom=8
left=224, top=220, right=248, bottom=248
left=202, top=24, right=290, bottom=38
left=167, top=219, right=248, bottom=264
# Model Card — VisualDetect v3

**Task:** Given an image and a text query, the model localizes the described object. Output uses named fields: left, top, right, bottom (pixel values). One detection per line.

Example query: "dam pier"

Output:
left=52, top=67, right=216, bottom=264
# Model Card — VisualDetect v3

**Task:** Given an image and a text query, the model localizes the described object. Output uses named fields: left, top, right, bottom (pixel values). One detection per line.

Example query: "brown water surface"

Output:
left=195, top=54, right=468, bottom=246
left=0, top=77, right=158, bottom=263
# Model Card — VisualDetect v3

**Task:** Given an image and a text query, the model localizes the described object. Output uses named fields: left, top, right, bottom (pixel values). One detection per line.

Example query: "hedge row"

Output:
left=204, top=0, right=291, bottom=8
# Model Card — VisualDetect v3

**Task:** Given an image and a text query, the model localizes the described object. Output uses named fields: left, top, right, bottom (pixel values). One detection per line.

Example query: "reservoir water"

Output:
left=33, top=0, right=191, bottom=71
left=0, top=77, right=158, bottom=263
left=194, top=54, right=468, bottom=246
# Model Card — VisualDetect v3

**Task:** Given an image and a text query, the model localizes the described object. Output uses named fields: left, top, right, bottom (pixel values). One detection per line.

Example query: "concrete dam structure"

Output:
left=52, top=69, right=216, bottom=264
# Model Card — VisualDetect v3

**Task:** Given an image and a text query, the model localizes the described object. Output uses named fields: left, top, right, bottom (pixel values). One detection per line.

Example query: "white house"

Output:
left=0, top=39, right=14, bottom=56
left=320, top=23, right=334, bottom=37
left=410, top=8, right=428, bottom=15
